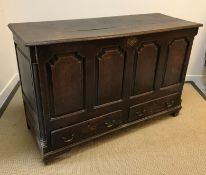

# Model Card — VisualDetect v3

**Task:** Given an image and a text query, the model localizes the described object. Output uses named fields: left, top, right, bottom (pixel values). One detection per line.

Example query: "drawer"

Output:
left=129, top=94, right=180, bottom=121
left=51, top=110, right=122, bottom=149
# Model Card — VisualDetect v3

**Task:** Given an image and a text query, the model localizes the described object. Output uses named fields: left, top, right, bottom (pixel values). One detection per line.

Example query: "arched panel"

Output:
left=96, top=47, right=125, bottom=105
left=48, top=52, right=84, bottom=116
left=163, top=38, right=188, bottom=87
left=133, top=42, right=159, bottom=95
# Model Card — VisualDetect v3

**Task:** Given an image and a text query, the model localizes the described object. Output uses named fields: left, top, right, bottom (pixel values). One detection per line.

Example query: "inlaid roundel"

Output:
left=48, top=52, right=84, bottom=116
left=96, top=47, right=125, bottom=105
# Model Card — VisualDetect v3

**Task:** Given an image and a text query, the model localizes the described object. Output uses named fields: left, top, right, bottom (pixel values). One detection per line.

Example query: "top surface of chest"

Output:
left=8, top=13, right=202, bottom=46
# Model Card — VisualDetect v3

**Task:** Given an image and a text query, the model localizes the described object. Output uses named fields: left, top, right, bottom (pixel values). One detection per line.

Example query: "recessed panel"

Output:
left=96, top=47, right=125, bottom=105
left=163, top=39, right=188, bottom=87
left=133, top=43, right=159, bottom=95
left=16, top=49, right=36, bottom=108
left=48, top=53, right=84, bottom=116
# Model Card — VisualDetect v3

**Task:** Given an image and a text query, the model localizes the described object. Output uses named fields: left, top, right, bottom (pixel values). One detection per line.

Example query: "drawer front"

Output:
left=51, top=110, right=122, bottom=149
left=129, top=94, right=180, bottom=121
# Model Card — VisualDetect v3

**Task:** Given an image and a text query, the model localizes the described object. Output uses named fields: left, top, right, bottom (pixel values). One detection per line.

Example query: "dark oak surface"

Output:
left=8, top=13, right=202, bottom=46
left=9, top=14, right=202, bottom=162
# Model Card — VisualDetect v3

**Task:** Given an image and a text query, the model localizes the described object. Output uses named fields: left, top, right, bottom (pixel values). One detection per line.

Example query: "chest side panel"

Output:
left=14, top=42, right=42, bottom=144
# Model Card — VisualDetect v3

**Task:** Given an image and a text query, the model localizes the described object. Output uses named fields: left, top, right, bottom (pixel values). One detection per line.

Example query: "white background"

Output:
left=0, top=0, right=206, bottom=106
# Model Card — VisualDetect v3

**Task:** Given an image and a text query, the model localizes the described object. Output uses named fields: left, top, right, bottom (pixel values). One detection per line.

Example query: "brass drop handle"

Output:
left=166, top=100, right=175, bottom=108
left=135, top=109, right=146, bottom=117
left=135, top=111, right=144, bottom=117
left=105, top=120, right=116, bottom=128
left=62, top=134, right=74, bottom=143
left=87, top=122, right=96, bottom=130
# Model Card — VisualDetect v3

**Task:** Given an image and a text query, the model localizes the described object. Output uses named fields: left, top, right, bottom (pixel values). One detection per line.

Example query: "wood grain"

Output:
left=8, top=13, right=202, bottom=46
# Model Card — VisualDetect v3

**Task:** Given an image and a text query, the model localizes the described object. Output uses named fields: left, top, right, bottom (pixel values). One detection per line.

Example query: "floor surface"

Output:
left=0, top=84, right=206, bottom=175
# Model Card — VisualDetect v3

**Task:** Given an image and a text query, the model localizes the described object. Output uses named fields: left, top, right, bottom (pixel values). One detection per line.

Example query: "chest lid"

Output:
left=8, top=13, right=202, bottom=46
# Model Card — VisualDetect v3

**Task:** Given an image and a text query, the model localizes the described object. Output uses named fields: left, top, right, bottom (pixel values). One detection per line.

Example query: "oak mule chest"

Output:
left=9, top=13, right=202, bottom=162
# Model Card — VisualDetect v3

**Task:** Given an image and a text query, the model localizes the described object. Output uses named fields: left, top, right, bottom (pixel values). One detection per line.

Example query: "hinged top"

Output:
left=8, top=13, right=202, bottom=46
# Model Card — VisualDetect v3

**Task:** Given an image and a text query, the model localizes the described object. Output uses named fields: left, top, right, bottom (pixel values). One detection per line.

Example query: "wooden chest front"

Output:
left=9, top=13, right=202, bottom=162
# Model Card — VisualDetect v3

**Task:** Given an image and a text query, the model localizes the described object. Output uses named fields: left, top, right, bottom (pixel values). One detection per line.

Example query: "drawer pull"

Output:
left=135, top=110, right=146, bottom=117
left=105, top=120, right=116, bottom=128
left=61, top=134, right=74, bottom=143
left=166, top=101, right=175, bottom=108
left=87, top=122, right=96, bottom=130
